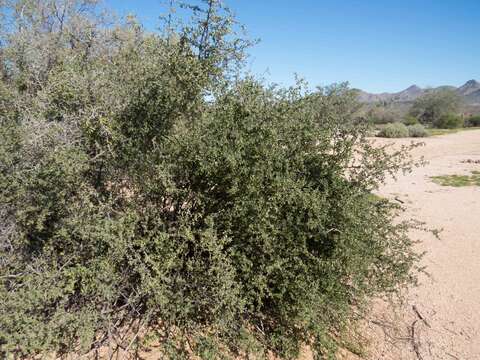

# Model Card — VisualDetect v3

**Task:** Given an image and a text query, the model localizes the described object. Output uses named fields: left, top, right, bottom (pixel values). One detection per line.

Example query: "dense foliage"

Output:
left=409, top=89, right=462, bottom=126
left=377, top=122, right=409, bottom=138
left=366, top=104, right=402, bottom=124
left=403, top=115, right=419, bottom=126
left=377, top=123, right=428, bottom=138
left=407, top=124, right=428, bottom=137
left=435, top=113, right=464, bottom=129
left=466, top=114, right=480, bottom=127
left=0, top=1, right=421, bottom=359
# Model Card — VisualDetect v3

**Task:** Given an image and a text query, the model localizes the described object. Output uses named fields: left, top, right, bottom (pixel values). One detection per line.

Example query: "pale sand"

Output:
left=359, top=129, right=480, bottom=360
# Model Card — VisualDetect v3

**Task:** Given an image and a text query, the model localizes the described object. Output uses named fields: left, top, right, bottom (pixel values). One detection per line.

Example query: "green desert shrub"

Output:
left=403, top=115, right=419, bottom=126
left=367, top=107, right=399, bottom=124
left=434, top=113, right=464, bottom=129
left=431, top=171, right=480, bottom=187
left=409, top=89, right=462, bottom=125
left=377, top=122, right=409, bottom=138
left=0, top=80, right=421, bottom=360
left=0, top=1, right=421, bottom=359
left=466, top=115, right=480, bottom=127
left=407, top=124, right=428, bottom=137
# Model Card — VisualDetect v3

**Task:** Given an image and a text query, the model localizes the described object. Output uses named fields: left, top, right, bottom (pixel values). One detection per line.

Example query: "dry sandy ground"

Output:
left=358, top=129, right=480, bottom=360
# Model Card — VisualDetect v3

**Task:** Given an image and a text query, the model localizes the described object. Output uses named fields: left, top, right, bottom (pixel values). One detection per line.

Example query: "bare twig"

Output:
left=446, top=352, right=460, bottom=359
left=394, top=196, right=405, bottom=204
left=412, top=305, right=431, bottom=328
left=411, top=319, right=423, bottom=360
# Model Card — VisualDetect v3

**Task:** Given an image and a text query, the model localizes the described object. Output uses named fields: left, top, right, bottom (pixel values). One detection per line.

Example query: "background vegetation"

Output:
left=431, top=171, right=480, bottom=187
left=0, top=1, right=422, bottom=358
left=408, top=89, right=462, bottom=127
left=377, top=122, right=409, bottom=138
left=407, top=124, right=428, bottom=138
left=370, top=88, right=480, bottom=137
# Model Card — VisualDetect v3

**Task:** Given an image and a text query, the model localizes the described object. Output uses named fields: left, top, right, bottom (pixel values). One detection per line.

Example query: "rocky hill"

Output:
left=356, top=80, right=480, bottom=105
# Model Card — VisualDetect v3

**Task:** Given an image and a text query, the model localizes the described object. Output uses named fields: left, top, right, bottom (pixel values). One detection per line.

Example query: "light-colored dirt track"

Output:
left=363, top=129, right=480, bottom=360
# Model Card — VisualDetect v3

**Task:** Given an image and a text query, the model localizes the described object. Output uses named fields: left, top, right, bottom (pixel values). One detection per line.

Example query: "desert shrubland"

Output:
left=0, top=1, right=421, bottom=358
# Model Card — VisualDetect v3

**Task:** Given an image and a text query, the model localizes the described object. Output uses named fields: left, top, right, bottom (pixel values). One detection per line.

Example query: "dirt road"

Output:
left=363, top=129, right=480, bottom=360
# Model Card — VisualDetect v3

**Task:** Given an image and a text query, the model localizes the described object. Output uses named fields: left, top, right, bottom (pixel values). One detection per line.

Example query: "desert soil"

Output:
left=357, top=129, right=480, bottom=360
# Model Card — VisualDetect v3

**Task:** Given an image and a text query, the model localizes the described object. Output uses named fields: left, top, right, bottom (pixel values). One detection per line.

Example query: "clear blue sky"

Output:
left=106, top=0, right=479, bottom=93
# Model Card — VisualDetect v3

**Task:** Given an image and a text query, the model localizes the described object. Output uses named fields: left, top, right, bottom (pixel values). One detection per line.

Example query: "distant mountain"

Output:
left=457, top=80, right=480, bottom=96
left=356, top=85, right=424, bottom=103
left=356, top=80, right=480, bottom=105
left=466, top=89, right=480, bottom=104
